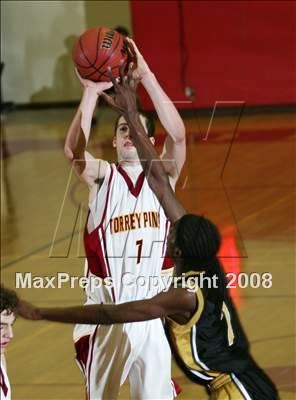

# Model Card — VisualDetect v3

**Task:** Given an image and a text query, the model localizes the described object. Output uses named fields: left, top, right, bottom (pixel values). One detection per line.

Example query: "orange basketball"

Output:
left=73, top=27, right=128, bottom=82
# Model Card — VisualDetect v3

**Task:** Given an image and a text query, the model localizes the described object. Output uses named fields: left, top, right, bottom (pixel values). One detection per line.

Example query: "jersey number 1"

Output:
left=136, top=239, right=143, bottom=264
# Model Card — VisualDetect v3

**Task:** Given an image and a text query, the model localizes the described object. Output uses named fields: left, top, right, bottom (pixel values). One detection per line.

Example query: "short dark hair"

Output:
left=114, top=26, right=129, bottom=37
left=0, top=287, right=18, bottom=314
left=114, top=112, right=155, bottom=137
left=175, top=214, right=221, bottom=269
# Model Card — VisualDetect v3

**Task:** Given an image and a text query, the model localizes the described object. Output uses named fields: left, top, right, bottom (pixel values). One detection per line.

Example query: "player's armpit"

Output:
left=80, top=153, right=108, bottom=188
left=149, top=287, right=197, bottom=318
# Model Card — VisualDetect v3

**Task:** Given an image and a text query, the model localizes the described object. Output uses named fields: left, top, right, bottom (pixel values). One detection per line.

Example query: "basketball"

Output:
left=73, top=27, right=129, bottom=82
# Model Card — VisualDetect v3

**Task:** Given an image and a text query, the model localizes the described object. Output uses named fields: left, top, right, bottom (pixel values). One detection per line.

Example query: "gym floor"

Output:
left=1, top=105, right=295, bottom=399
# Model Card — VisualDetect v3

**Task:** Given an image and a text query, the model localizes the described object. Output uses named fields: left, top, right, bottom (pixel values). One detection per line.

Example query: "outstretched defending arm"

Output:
left=101, top=65, right=186, bottom=223
left=64, top=71, right=112, bottom=187
left=18, top=288, right=195, bottom=324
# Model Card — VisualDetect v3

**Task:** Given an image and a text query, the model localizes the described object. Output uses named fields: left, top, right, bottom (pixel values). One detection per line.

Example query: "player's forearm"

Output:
left=126, top=111, right=170, bottom=188
left=64, top=88, right=98, bottom=161
left=142, top=72, right=185, bottom=142
left=38, top=303, right=158, bottom=325
left=126, top=112, right=185, bottom=221
left=38, top=305, right=122, bottom=325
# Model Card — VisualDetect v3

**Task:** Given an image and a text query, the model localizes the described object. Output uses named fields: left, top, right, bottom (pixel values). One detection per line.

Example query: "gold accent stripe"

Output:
left=168, top=287, right=204, bottom=333
left=222, top=302, right=235, bottom=346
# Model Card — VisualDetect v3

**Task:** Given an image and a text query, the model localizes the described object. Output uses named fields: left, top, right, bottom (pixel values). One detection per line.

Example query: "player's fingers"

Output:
left=119, top=60, right=125, bottom=85
left=126, top=37, right=140, bottom=56
left=134, top=77, right=141, bottom=91
left=130, top=76, right=141, bottom=92
left=126, top=62, right=133, bottom=85
left=98, top=81, right=113, bottom=93
left=74, top=68, right=85, bottom=84
left=125, top=38, right=137, bottom=58
left=107, top=67, right=118, bottom=89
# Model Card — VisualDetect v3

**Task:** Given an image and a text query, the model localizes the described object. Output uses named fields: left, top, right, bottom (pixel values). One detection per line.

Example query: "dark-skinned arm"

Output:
left=101, top=65, right=186, bottom=223
left=18, top=288, right=195, bottom=324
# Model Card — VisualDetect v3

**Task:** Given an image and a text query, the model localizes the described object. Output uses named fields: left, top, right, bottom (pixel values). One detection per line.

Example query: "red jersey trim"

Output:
left=0, top=367, right=8, bottom=397
left=117, top=164, right=145, bottom=198
left=84, top=166, right=114, bottom=278
left=99, top=227, right=116, bottom=302
left=162, top=219, right=175, bottom=270
left=74, top=334, right=91, bottom=377
left=87, top=325, right=99, bottom=400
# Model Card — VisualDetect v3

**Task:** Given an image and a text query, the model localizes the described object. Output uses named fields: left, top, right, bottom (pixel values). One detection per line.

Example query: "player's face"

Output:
left=113, top=115, right=154, bottom=162
left=0, top=310, right=15, bottom=352
left=167, top=221, right=183, bottom=275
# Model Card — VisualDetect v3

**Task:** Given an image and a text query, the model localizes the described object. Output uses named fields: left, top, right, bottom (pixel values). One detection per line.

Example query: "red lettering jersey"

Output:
left=84, top=163, right=173, bottom=304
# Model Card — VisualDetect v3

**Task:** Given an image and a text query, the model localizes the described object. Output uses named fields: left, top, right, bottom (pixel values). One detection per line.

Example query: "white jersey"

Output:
left=0, top=359, right=11, bottom=400
left=84, top=162, right=172, bottom=304
left=74, top=162, right=175, bottom=399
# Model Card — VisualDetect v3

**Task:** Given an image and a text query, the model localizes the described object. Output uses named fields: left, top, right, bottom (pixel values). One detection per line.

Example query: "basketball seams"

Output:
left=78, top=37, right=93, bottom=66
left=96, top=35, right=123, bottom=81
left=74, top=28, right=127, bottom=82
left=93, top=27, right=101, bottom=66
left=99, top=65, right=122, bottom=80
left=97, top=35, right=121, bottom=72
left=76, top=28, right=101, bottom=70
left=85, top=35, right=123, bottom=82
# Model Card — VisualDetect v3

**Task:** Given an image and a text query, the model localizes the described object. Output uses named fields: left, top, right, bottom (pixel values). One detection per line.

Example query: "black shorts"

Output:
left=233, top=365, right=279, bottom=400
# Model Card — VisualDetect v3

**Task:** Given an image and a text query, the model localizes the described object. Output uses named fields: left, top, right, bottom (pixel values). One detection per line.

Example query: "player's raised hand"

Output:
left=75, top=68, right=113, bottom=95
left=126, top=38, right=150, bottom=80
left=100, top=62, right=140, bottom=116
left=18, top=299, right=41, bottom=321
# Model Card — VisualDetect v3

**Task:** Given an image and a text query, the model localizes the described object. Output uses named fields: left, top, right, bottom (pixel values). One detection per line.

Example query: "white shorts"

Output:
left=73, top=318, right=174, bottom=400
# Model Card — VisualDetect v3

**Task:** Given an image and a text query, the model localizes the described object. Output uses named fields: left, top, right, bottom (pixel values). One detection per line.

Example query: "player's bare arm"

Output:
left=18, top=288, right=196, bottom=325
left=128, top=38, right=186, bottom=184
left=101, top=65, right=186, bottom=223
left=64, top=70, right=112, bottom=187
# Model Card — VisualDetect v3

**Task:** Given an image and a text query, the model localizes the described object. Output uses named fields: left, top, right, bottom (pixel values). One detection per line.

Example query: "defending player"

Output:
left=19, top=68, right=278, bottom=399
left=0, top=287, right=18, bottom=400
left=64, top=38, right=185, bottom=399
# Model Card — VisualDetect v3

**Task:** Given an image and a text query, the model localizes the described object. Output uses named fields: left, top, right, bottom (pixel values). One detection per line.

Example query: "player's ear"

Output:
left=174, top=247, right=182, bottom=258
left=149, top=137, right=155, bottom=146
left=112, top=136, right=117, bottom=148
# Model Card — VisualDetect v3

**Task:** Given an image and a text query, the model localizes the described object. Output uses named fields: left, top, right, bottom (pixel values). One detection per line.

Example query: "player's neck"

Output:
left=119, top=160, right=142, bottom=169
left=1, top=353, right=7, bottom=370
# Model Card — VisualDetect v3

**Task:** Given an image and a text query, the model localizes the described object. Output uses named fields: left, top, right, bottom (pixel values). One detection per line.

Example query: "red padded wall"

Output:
left=130, top=0, right=296, bottom=109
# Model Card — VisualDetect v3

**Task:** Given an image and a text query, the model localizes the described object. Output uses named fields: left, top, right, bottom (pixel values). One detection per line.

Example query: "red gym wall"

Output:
left=130, top=1, right=296, bottom=110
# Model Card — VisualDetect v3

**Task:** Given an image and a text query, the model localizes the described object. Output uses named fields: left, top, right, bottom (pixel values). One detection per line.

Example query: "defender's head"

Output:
left=0, top=287, right=18, bottom=352
left=167, top=214, right=221, bottom=274
left=113, top=113, right=155, bottom=162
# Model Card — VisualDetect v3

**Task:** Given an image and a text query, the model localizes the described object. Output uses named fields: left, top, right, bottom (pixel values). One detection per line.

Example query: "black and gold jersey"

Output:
left=166, top=266, right=252, bottom=385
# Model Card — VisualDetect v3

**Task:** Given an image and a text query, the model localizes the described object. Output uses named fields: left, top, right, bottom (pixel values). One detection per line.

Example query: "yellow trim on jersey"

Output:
left=161, top=267, right=175, bottom=277
left=167, top=270, right=206, bottom=333
left=222, top=302, right=235, bottom=346
left=183, top=270, right=206, bottom=277
left=167, top=271, right=220, bottom=378
left=168, top=285, right=204, bottom=334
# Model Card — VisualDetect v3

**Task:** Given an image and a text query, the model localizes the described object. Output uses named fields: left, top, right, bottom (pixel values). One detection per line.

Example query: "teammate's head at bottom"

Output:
left=0, top=287, right=18, bottom=353
left=113, top=113, right=155, bottom=162
left=167, top=214, right=221, bottom=275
